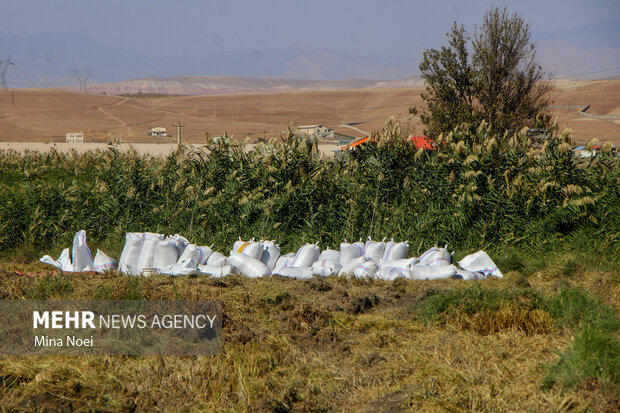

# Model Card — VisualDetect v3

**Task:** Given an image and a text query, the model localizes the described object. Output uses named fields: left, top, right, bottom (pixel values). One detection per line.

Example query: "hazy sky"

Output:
left=2, top=0, right=619, bottom=58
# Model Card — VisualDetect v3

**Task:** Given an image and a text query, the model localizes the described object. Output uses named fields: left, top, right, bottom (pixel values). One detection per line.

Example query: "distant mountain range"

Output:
left=61, top=76, right=426, bottom=96
left=0, top=18, right=617, bottom=93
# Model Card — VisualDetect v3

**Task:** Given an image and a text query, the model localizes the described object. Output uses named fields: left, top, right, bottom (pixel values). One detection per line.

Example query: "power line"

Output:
left=556, top=66, right=620, bottom=79
left=69, top=67, right=95, bottom=92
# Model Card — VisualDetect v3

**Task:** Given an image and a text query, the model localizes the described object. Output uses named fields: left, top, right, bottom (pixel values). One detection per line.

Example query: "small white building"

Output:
left=66, top=132, right=84, bottom=143
left=298, top=124, right=334, bottom=138
left=149, top=127, right=168, bottom=137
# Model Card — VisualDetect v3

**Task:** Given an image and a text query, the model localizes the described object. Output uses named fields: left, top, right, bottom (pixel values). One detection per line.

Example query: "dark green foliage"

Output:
left=0, top=119, right=618, bottom=259
left=415, top=6, right=551, bottom=137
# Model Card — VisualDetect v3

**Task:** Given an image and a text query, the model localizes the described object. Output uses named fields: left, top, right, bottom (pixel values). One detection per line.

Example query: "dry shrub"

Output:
left=451, top=305, right=554, bottom=335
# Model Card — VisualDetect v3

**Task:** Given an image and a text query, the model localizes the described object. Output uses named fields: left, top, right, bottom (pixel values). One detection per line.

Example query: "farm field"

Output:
left=0, top=81, right=618, bottom=412
left=0, top=78, right=619, bottom=149
left=0, top=246, right=618, bottom=412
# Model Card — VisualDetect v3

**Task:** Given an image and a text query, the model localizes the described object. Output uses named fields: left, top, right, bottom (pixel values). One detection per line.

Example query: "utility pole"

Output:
left=172, top=121, right=185, bottom=145
left=69, top=67, right=94, bottom=93
left=0, top=55, right=14, bottom=89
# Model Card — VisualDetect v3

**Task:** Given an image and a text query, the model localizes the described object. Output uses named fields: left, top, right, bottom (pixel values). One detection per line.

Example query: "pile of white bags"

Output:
left=40, top=230, right=117, bottom=273
left=40, top=232, right=503, bottom=282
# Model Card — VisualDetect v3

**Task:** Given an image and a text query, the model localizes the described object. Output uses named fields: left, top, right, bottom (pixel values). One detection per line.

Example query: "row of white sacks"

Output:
left=40, top=231, right=503, bottom=281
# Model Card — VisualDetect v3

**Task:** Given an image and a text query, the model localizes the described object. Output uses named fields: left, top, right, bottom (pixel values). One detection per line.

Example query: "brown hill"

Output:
left=1, top=78, right=618, bottom=144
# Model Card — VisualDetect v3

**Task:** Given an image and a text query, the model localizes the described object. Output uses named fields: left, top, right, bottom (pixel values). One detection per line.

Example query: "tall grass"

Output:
left=0, top=118, right=617, bottom=259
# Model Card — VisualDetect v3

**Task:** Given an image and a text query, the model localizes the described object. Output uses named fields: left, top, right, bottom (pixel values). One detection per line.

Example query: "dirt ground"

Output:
left=0, top=78, right=618, bottom=146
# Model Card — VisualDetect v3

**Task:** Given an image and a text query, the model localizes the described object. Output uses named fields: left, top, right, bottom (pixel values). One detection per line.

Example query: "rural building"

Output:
left=298, top=124, right=334, bottom=138
left=65, top=132, right=84, bottom=143
left=149, top=127, right=168, bottom=137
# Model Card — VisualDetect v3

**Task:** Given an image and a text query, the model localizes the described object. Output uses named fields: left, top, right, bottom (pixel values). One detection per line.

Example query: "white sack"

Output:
left=228, top=252, right=271, bottom=278
left=72, top=230, right=94, bottom=272
left=159, top=258, right=199, bottom=276
left=40, top=248, right=73, bottom=272
left=376, top=266, right=410, bottom=281
left=170, top=234, right=189, bottom=255
left=93, top=249, right=117, bottom=273
left=418, top=246, right=452, bottom=266
left=455, top=269, right=486, bottom=281
left=136, top=232, right=165, bottom=274
left=382, top=240, right=409, bottom=262
left=410, top=264, right=457, bottom=280
left=207, top=251, right=227, bottom=267
left=198, top=264, right=236, bottom=277
left=118, top=233, right=145, bottom=275
left=260, top=240, right=281, bottom=270
left=177, top=244, right=212, bottom=265
left=364, top=238, right=385, bottom=263
left=319, top=248, right=341, bottom=263
left=276, top=266, right=313, bottom=279
left=152, top=239, right=179, bottom=270
left=273, top=253, right=295, bottom=273
left=339, top=241, right=365, bottom=266
left=288, top=243, right=320, bottom=268
left=352, top=261, right=378, bottom=279
left=380, top=257, right=418, bottom=270
left=311, top=259, right=342, bottom=277
left=232, top=240, right=264, bottom=261
left=458, top=250, right=503, bottom=278
left=338, top=256, right=368, bottom=276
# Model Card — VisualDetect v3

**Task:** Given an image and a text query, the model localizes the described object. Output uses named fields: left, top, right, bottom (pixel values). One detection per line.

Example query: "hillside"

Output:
left=0, top=78, right=618, bottom=144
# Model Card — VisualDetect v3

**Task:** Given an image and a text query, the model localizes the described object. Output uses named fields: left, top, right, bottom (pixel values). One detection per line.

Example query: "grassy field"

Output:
left=0, top=243, right=618, bottom=411
left=0, top=118, right=618, bottom=411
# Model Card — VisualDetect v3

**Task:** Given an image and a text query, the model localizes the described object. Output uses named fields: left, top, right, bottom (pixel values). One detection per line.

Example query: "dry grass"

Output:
left=0, top=258, right=618, bottom=412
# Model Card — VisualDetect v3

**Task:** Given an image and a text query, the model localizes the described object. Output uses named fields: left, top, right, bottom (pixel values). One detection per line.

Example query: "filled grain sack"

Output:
left=339, top=241, right=364, bottom=265
left=276, top=266, right=313, bottom=279
left=410, top=264, right=457, bottom=280
left=198, top=263, right=236, bottom=277
left=159, top=257, right=200, bottom=276
left=152, top=239, right=179, bottom=270
left=311, top=259, right=342, bottom=277
left=136, top=232, right=165, bottom=274
left=228, top=252, right=271, bottom=278
left=118, top=232, right=145, bottom=275
left=93, top=249, right=117, bottom=273
left=382, top=240, right=409, bottom=262
left=71, top=230, right=94, bottom=272
left=273, top=253, right=295, bottom=273
left=418, top=246, right=452, bottom=266
left=376, top=266, right=410, bottom=281
left=177, top=244, right=212, bottom=265
left=260, top=240, right=281, bottom=270
left=207, top=251, right=227, bottom=267
left=458, top=251, right=503, bottom=278
left=352, top=260, right=379, bottom=278
left=380, top=257, right=418, bottom=270
left=364, top=238, right=386, bottom=263
left=338, top=256, right=368, bottom=276
left=455, top=269, right=486, bottom=281
left=319, top=247, right=341, bottom=263
left=288, top=243, right=320, bottom=268
left=231, top=239, right=264, bottom=261
left=169, top=234, right=189, bottom=258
